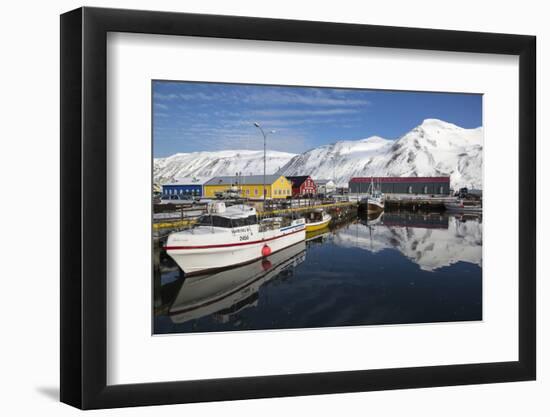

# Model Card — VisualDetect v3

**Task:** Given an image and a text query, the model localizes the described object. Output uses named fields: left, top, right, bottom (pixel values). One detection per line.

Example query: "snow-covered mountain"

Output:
left=154, top=119, right=482, bottom=189
left=279, top=119, right=482, bottom=189
left=154, top=150, right=296, bottom=184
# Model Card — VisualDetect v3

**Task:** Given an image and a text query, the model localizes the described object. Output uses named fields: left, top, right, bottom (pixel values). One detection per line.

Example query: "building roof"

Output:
left=164, top=177, right=208, bottom=186
left=204, top=175, right=284, bottom=186
left=285, top=175, right=311, bottom=187
left=349, top=176, right=450, bottom=184
left=314, top=179, right=334, bottom=185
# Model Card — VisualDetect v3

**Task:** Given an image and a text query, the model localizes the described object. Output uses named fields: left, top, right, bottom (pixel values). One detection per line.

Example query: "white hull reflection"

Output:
left=169, top=241, right=307, bottom=324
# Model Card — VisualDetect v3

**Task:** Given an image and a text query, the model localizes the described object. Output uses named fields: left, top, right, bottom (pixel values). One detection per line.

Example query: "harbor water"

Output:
left=154, top=210, right=482, bottom=334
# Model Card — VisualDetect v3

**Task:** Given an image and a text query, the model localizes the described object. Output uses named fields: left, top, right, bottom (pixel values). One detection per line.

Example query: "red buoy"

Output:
left=261, top=245, right=272, bottom=257
left=261, top=259, right=273, bottom=271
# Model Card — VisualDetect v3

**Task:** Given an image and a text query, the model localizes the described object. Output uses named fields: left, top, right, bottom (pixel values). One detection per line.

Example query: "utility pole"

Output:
left=254, top=122, right=275, bottom=202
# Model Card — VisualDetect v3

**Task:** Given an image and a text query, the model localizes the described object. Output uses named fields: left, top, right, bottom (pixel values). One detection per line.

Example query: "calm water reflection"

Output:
left=154, top=211, right=482, bottom=334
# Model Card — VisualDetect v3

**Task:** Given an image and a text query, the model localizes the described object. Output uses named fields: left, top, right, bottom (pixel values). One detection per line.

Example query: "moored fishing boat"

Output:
left=165, top=202, right=305, bottom=275
left=359, top=177, right=385, bottom=213
left=305, top=208, right=332, bottom=232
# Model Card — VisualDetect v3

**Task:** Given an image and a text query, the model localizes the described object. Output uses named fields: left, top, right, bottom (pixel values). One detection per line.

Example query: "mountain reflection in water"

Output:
left=154, top=211, right=482, bottom=334
left=336, top=211, right=482, bottom=271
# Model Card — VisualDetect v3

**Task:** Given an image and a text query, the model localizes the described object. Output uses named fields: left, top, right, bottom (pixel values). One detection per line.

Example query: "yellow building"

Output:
left=203, top=175, right=292, bottom=199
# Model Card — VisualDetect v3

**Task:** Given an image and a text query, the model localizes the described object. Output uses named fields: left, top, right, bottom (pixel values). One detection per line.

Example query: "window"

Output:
left=423, top=186, right=428, bottom=194
left=254, top=188, right=258, bottom=195
left=231, top=214, right=258, bottom=227
left=231, top=217, right=246, bottom=227
left=246, top=189, right=250, bottom=195
left=439, top=186, right=444, bottom=194
left=198, top=215, right=232, bottom=228
left=408, top=186, right=413, bottom=194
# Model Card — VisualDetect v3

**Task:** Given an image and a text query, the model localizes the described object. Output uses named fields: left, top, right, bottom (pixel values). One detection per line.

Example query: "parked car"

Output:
left=160, top=194, right=196, bottom=205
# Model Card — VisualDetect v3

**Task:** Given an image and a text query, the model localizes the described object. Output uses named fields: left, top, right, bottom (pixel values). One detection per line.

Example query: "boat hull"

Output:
left=359, top=199, right=384, bottom=213
left=166, top=224, right=306, bottom=275
left=366, top=202, right=384, bottom=212
left=305, top=214, right=332, bottom=232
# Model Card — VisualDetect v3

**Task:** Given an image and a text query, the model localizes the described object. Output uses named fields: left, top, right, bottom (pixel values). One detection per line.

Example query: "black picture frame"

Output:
left=60, top=6, right=536, bottom=410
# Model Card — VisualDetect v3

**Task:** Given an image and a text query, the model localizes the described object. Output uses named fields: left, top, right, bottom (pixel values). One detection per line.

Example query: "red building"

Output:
left=286, top=176, right=317, bottom=197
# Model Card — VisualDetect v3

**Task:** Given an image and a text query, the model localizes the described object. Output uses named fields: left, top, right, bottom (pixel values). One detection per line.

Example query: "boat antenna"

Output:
left=211, top=205, right=214, bottom=232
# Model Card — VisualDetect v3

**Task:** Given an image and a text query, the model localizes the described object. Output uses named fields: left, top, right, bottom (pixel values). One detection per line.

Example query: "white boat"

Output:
left=444, top=199, right=482, bottom=213
left=360, top=177, right=385, bottom=213
left=165, top=202, right=306, bottom=275
left=168, top=241, right=307, bottom=324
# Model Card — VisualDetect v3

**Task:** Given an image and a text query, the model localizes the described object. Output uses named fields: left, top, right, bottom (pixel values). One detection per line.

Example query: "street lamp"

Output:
left=253, top=122, right=276, bottom=202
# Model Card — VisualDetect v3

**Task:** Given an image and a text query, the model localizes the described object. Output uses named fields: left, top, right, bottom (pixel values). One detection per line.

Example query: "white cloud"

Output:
left=242, top=89, right=371, bottom=107
left=153, top=93, right=179, bottom=100
left=251, top=108, right=360, bottom=117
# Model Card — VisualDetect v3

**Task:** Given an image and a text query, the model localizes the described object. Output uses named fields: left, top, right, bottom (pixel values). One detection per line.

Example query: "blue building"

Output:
left=161, top=177, right=207, bottom=197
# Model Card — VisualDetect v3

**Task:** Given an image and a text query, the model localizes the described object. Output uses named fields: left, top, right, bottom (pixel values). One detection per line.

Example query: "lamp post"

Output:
left=253, top=122, right=275, bottom=202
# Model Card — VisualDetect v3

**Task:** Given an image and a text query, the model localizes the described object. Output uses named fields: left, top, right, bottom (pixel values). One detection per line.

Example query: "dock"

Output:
left=153, top=199, right=357, bottom=232
left=153, top=193, right=467, bottom=234
left=385, top=195, right=457, bottom=211
left=259, top=201, right=356, bottom=217
left=352, top=193, right=457, bottom=212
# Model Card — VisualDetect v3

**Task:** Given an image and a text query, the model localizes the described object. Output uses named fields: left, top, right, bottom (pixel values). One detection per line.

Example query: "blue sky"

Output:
left=153, top=81, right=482, bottom=157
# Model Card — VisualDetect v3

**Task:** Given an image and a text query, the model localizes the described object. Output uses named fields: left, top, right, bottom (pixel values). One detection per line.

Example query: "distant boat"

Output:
left=305, top=208, right=332, bottom=232
left=165, top=202, right=305, bottom=275
left=360, top=177, right=385, bottom=213
left=444, top=199, right=482, bottom=213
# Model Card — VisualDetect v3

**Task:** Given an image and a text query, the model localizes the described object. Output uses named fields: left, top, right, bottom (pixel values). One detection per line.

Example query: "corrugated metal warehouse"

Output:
left=349, top=177, right=451, bottom=195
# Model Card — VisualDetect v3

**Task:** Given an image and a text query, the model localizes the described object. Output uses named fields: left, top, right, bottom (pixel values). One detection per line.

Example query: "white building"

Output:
left=314, top=179, right=336, bottom=195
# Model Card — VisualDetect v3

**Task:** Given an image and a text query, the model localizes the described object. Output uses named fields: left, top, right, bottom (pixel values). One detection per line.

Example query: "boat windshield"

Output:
left=197, top=214, right=257, bottom=228
left=308, top=211, right=323, bottom=221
